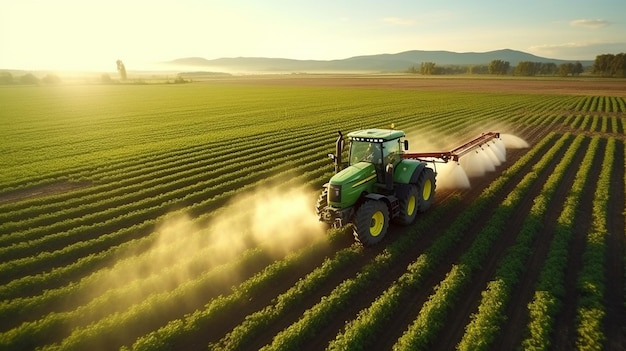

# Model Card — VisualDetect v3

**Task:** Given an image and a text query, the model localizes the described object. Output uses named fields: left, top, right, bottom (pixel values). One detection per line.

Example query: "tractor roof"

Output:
left=347, top=129, right=405, bottom=142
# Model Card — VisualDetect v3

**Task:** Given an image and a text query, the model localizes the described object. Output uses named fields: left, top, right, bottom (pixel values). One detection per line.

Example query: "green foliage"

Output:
left=0, top=84, right=622, bottom=350
left=575, top=138, right=615, bottom=350
left=19, top=73, right=39, bottom=85
left=0, top=71, right=14, bottom=84
left=489, top=59, right=510, bottom=75
left=458, top=134, right=584, bottom=350
left=593, top=53, right=626, bottom=77
left=522, top=137, right=599, bottom=351
left=42, top=74, right=61, bottom=85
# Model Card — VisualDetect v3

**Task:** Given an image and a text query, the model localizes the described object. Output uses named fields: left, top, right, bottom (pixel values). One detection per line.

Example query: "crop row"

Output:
left=522, top=136, right=600, bottom=350
left=456, top=134, right=585, bottom=350
left=573, top=96, right=626, bottom=113
left=393, top=133, right=572, bottom=350
left=575, top=138, right=615, bottom=350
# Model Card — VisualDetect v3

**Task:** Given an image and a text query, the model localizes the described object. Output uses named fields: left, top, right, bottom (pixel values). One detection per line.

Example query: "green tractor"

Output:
left=316, top=128, right=500, bottom=245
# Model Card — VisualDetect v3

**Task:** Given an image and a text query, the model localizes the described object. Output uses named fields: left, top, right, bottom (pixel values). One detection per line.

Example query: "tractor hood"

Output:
left=328, top=162, right=377, bottom=208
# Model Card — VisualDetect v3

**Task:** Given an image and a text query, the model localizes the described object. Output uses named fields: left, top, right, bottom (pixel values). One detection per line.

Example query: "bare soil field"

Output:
left=212, top=74, right=626, bottom=97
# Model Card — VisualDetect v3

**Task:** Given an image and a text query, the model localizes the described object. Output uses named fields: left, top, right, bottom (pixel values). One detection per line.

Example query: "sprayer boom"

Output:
left=403, top=132, right=500, bottom=163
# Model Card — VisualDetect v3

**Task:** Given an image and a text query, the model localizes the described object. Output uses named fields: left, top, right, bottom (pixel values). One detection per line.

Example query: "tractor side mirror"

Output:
left=403, top=140, right=409, bottom=150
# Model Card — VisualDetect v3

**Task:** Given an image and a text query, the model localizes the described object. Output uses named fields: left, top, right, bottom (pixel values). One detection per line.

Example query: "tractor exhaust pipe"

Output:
left=328, top=131, right=344, bottom=173
left=334, top=131, right=344, bottom=173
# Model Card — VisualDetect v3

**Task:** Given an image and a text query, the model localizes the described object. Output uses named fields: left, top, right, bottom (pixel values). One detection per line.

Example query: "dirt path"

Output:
left=0, top=180, right=90, bottom=205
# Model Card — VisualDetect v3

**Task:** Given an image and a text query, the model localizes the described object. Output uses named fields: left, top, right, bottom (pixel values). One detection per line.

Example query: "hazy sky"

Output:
left=2, top=0, right=625, bottom=71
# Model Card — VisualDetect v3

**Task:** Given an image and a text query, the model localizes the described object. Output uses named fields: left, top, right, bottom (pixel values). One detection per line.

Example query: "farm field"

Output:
left=0, top=76, right=624, bottom=350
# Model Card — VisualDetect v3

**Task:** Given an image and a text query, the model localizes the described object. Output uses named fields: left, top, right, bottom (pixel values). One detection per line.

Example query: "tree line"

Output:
left=592, top=53, right=626, bottom=77
left=408, top=53, right=625, bottom=77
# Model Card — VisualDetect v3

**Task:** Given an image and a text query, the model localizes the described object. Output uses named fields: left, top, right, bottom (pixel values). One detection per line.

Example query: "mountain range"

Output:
left=167, top=49, right=594, bottom=73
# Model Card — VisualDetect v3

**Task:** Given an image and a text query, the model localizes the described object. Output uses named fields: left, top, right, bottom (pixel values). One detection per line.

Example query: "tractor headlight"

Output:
left=329, top=184, right=341, bottom=203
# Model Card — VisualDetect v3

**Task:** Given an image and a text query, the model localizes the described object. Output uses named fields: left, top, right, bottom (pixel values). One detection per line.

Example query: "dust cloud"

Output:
left=78, top=183, right=327, bottom=316
left=143, top=184, right=328, bottom=284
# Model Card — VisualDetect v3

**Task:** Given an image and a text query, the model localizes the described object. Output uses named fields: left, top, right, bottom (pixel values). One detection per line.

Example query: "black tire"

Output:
left=395, top=184, right=419, bottom=225
left=417, top=168, right=436, bottom=213
left=353, top=200, right=389, bottom=246
left=315, top=187, right=328, bottom=221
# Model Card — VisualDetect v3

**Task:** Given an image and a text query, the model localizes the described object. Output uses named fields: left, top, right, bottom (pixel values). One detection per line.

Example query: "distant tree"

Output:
left=407, top=65, right=419, bottom=74
left=174, top=74, right=189, bottom=84
left=42, top=73, right=61, bottom=85
left=0, top=71, right=13, bottom=84
left=514, top=61, right=542, bottom=76
left=420, top=62, right=437, bottom=75
left=572, top=61, right=584, bottom=76
left=441, top=65, right=466, bottom=74
left=540, top=63, right=558, bottom=75
left=592, top=53, right=625, bottom=77
left=593, top=54, right=610, bottom=76
left=20, top=73, right=39, bottom=85
left=469, top=65, right=489, bottom=74
left=558, top=63, right=572, bottom=77
left=116, top=60, right=127, bottom=80
left=615, top=53, right=626, bottom=77
left=488, top=60, right=509, bottom=75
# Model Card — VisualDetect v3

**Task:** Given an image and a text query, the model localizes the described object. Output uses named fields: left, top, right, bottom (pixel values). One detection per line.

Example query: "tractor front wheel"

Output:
left=417, top=168, right=436, bottom=212
left=353, top=200, right=389, bottom=246
left=315, top=187, right=328, bottom=221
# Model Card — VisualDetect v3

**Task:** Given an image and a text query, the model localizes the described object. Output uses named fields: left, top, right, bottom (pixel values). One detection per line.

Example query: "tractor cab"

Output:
left=347, top=129, right=406, bottom=184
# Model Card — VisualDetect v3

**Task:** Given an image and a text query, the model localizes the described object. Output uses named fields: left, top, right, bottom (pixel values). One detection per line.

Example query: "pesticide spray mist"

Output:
left=147, top=184, right=328, bottom=283
left=406, top=131, right=528, bottom=189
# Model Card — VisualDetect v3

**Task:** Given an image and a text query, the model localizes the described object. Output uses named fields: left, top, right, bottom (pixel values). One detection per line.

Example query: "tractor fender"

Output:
left=409, top=163, right=428, bottom=184
left=364, top=193, right=388, bottom=202
left=363, top=192, right=394, bottom=208
left=393, top=159, right=426, bottom=185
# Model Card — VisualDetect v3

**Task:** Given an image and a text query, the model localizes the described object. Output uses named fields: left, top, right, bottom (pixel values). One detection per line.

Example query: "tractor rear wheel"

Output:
left=417, top=168, right=436, bottom=212
left=353, top=200, right=389, bottom=246
left=395, top=184, right=419, bottom=225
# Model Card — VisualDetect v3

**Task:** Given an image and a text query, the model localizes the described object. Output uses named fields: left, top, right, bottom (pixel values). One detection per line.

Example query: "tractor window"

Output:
left=350, top=141, right=383, bottom=165
left=383, top=139, right=401, bottom=165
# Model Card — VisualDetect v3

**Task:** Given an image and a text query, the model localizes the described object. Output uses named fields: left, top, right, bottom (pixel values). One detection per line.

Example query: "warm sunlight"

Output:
left=2, top=0, right=624, bottom=71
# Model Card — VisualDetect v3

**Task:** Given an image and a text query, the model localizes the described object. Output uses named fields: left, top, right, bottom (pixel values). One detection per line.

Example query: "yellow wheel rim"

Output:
left=370, top=210, right=385, bottom=236
left=407, top=195, right=416, bottom=216
left=422, top=179, right=432, bottom=201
